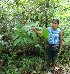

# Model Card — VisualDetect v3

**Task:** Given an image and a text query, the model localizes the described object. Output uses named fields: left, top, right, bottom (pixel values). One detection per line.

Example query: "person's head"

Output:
left=52, top=18, right=59, bottom=30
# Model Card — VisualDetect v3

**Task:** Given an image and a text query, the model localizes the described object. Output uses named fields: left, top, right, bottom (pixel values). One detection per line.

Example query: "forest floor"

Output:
left=32, top=63, right=70, bottom=74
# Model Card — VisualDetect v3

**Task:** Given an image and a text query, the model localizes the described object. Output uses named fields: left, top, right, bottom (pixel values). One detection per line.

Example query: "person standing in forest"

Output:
left=31, top=18, right=62, bottom=71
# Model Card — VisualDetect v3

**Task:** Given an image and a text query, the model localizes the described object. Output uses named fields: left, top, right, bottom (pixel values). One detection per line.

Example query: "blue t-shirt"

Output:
left=48, top=27, right=61, bottom=44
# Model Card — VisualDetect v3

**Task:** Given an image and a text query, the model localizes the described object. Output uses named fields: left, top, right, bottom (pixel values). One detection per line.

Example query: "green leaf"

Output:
left=35, top=44, right=40, bottom=47
left=13, top=35, right=19, bottom=40
left=32, top=32, right=37, bottom=42
left=23, top=38, right=33, bottom=44
left=40, top=25, right=49, bottom=39
left=38, top=13, right=42, bottom=22
left=21, top=39, right=24, bottom=46
left=23, top=38, right=28, bottom=43
left=35, top=44, right=44, bottom=53
left=28, top=39, right=33, bottom=43
left=24, top=21, right=39, bottom=29
left=0, top=35, right=3, bottom=39
left=14, top=38, right=21, bottom=46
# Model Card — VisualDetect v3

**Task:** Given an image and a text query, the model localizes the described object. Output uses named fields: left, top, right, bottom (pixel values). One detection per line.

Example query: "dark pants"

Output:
left=47, top=44, right=60, bottom=67
left=47, top=44, right=59, bottom=61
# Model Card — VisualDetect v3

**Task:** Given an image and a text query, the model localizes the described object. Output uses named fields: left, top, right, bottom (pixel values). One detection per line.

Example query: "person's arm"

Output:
left=59, top=30, right=62, bottom=54
left=31, top=27, right=42, bottom=34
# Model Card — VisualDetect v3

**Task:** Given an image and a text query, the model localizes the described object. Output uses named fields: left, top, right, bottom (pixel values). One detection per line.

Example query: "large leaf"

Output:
left=40, top=25, right=49, bottom=39
left=23, top=21, right=39, bottom=30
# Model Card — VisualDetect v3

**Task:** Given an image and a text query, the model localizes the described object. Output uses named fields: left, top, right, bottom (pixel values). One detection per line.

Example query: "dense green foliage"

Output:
left=0, top=0, right=70, bottom=73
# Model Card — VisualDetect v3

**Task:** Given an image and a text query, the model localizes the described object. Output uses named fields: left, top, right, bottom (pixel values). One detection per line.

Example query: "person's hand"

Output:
left=31, top=27, right=35, bottom=30
left=58, top=49, right=61, bottom=55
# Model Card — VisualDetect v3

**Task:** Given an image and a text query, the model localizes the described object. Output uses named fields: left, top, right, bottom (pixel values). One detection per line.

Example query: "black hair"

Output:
left=52, top=18, right=59, bottom=24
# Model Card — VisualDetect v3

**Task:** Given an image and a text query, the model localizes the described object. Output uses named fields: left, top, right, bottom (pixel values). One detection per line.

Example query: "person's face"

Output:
left=52, top=20, right=59, bottom=30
